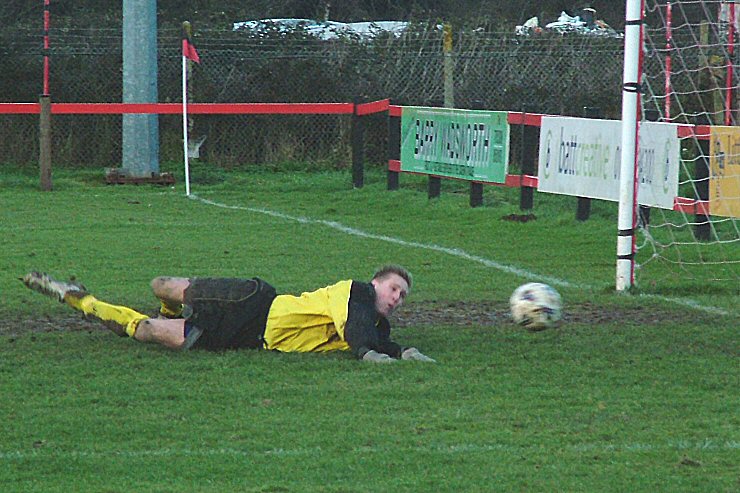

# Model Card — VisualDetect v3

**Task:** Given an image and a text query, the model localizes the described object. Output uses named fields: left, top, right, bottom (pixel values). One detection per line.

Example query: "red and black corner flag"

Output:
left=182, top=21, right=200, bottom=63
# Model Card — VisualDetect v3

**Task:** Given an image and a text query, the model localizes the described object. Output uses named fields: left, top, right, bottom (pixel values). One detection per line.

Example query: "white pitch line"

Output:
left=188, top=194, right=729, bottom=315
left=1, top=440, right=738, bottom=461
left=191, top=195, right=572, bottom=287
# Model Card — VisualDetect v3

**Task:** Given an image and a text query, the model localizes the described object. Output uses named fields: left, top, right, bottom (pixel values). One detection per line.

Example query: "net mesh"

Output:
left=639, top=0, right=739, bottom=285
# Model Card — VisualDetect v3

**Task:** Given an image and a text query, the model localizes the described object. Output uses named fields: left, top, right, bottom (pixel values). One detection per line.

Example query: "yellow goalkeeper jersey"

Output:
left=263, top=279, right=353, bottom=353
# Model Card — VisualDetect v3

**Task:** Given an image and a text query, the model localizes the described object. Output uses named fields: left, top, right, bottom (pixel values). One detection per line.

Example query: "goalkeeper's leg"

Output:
left=64, top=301, right=187, bottom=348
left=22, top=272, right=185, bottom=348
left=67, top=296, right=186, bottom=348
left=131, top=317, right=186, bottom=348
left=150, top=276, right=191, bottom=319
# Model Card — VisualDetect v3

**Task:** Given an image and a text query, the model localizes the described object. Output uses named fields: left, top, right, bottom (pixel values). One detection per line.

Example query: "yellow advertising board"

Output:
left=709, top=126, right=740, bottom=218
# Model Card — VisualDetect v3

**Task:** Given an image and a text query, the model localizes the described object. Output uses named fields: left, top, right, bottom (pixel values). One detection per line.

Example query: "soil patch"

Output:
left=2, top=300, right=717, bottom=337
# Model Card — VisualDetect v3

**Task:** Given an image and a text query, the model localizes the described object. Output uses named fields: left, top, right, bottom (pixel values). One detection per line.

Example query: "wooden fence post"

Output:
left=639, top=107, right=663, bottom=226
left=695, top=132, right=711, bottom=240
left=387, top=102, right=400, bottom=190
left=351, top=97, right=365, bottom=189
left=39, top=94, right=53, bottom=191
left=428, top=176, right=441, bottom=198
left=519, top=108, right=536, bottom=210
left=429, top=23, right=455, bottom=200
left=469, top=99, right=484, bottom=207
left=575, top=106, right=602, bottom=221
left=470, top=182, right=483, bottom=207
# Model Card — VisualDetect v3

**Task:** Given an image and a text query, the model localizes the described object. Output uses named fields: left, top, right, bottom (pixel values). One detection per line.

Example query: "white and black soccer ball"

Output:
left=509, top=282, right=562, bottom=331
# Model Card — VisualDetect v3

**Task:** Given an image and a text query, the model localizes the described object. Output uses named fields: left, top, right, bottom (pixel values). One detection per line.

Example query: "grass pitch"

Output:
left=0, top=166, right=737, bottom=492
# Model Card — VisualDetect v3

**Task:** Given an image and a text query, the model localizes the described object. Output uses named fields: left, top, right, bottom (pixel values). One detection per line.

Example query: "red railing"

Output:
left=0, top=100, right=711, bottom=215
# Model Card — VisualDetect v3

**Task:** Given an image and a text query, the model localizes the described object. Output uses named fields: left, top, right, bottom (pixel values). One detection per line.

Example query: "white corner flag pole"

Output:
left=182, top=52, right=191, bottom=196
left=616, top=0, right=645, bottom=291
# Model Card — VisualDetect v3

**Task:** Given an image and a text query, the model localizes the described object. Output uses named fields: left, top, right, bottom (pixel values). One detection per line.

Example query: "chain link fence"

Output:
left=0, top=25, right=625, bottom=170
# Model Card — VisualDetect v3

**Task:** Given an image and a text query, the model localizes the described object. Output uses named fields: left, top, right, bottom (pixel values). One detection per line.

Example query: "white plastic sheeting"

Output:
left=232, top=19, right=411, bottom=40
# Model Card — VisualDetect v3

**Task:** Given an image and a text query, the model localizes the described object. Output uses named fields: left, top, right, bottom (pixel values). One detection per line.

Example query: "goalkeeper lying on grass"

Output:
left=21, top=264, right=435, bottom=363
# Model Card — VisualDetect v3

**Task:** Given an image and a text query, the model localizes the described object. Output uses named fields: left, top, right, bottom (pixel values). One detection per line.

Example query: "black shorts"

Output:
left=183, top=277, right=277, bottom=350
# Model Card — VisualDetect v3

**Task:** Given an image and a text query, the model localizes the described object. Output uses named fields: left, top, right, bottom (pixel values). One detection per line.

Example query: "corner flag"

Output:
left=182, top=24, right=200, bottom=63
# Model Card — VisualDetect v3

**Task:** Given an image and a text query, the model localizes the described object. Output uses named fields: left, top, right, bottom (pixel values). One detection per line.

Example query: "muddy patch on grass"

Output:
left=2, top=300, right=720, bottom=338
left=393, top=300, right=719, bottom=328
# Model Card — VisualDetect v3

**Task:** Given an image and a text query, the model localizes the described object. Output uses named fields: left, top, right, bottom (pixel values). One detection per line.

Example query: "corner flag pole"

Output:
left=181, top=44, right=190, bottom=196
left=181, top=21, right=200, bottom=196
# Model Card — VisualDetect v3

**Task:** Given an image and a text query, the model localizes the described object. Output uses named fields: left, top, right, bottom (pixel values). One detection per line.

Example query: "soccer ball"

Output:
left=509, top=282, right=562, bottom=331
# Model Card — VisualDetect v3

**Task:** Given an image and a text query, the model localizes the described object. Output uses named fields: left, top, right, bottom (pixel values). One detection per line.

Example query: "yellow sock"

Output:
left=125, top=316, right=148, bottom=337
left=65, top=293, right=148, bottom=338
left=158, top=301, right=183, bottom=318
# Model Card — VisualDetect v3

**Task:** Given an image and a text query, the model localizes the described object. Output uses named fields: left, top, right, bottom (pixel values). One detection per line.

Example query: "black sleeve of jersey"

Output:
left=344, top=281, right=404, bottom=359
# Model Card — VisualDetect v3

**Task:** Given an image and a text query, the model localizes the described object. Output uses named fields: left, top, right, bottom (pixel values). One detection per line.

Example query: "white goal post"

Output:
left=620, top=0, right=740, bottom=291
left=618, top=0, right=646, bottom=291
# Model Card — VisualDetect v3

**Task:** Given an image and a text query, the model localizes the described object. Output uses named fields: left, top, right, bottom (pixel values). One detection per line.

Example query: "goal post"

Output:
left=617, top=0, right=646, bottom=291
left=630, top=0, right=740, bottom=289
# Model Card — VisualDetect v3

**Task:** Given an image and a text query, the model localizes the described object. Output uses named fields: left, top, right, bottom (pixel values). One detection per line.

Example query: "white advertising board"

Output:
left=537, top=117, right=680, bottom=209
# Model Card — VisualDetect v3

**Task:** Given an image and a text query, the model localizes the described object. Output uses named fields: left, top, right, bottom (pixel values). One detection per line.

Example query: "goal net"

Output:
left=638, top=0, right=739, bottom=287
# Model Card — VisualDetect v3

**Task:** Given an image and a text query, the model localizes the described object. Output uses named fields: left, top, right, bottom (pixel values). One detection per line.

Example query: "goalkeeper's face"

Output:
left=371, top=273, right=409, bottom=317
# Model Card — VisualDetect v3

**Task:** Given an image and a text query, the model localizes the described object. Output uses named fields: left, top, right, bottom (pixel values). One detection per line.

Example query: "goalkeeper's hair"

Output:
left=372, top=265, right=412, bottom=289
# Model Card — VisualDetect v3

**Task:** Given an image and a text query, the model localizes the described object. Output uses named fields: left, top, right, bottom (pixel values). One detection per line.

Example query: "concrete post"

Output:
left=122, top=0, right=159, bottom=176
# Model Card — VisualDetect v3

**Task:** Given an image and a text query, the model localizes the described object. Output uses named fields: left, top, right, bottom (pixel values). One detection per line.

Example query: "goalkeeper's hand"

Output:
left=401, top=347, right=437, bottom=363
left=362, top=350, right=395, bottom=363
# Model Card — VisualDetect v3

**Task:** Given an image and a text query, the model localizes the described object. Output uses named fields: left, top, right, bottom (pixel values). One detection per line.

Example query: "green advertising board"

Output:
left=400, top=107, right=510, bottom=183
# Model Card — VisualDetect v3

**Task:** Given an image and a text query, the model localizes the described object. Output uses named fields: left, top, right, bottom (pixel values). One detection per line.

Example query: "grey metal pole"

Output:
left=122, top=0, right=159, bottom=177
